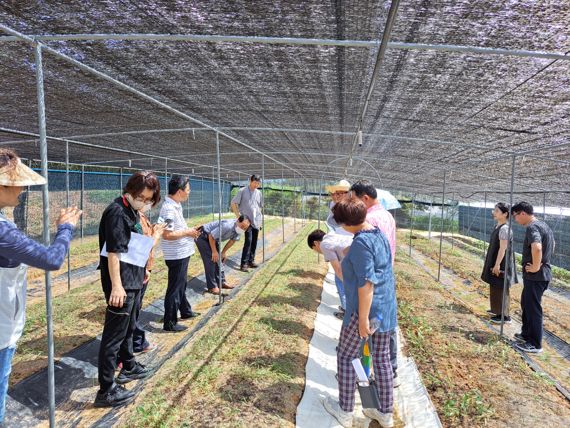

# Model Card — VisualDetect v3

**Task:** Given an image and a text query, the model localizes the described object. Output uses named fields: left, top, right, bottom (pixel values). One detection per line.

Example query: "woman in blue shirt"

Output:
left=0, top=148, right=81, bottom=423
left=323, top=196, right=396, bottom=428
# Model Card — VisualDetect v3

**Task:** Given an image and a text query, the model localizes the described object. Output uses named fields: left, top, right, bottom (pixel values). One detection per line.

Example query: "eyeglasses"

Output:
left=512, top=212, right=521, bottom=217
left=134, top=196, right=154, bottom=203
left=332, top=191, right=348, bottom=196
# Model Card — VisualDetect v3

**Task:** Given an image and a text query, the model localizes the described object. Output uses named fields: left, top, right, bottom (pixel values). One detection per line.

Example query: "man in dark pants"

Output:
left=159, top=176, right=200, bottom=332
left=96, top=171, right=161, bottom=407
left=195, top=216, right=250, bottom=294
left=511, top=201, right=555, bottom=354
left=231, top=175, right=263, bottom=272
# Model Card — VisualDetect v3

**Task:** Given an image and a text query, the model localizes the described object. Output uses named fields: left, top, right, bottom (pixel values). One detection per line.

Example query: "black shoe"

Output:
left=163, top=322, right=188, bottom=332
left=490, top=315, right=512, bottom=324
left=240, top=265, right=250, bottom=272
left=515, top=341, right=543, bottom=354
left=334, top=311, right=344, bottom=320
left=116, top=363, right=154, bottom=384
left=94, top=384, right=136, bottom=407
left=513, top=333, right=527, bottom=343
left=180, top=312, right=200, bottom=320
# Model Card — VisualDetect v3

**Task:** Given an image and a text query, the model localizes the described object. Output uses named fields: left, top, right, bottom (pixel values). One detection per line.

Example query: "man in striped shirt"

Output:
left=159, top=176, right=200, bottom=332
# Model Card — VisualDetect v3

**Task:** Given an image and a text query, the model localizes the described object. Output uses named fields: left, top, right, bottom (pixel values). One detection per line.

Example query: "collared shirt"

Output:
left=231, top=186, right=263, bottom=229
left=522, top=219, right=555, bottom=281
left=159, top=196, right=195, bottom=260
left=366, top=203, right=396, bottom=265
left=341, top=228, right=397, bottom=332
left=99, top=197, right=145, bottom=292
left=202, top=219, right=241, bottom=242
left=326, top=202, right=353, bottom=237
left=321, top=233, right=353, bottom=263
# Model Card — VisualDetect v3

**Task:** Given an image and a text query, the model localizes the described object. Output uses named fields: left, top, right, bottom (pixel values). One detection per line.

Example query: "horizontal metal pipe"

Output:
left=0, top=32, right=568, bottom=61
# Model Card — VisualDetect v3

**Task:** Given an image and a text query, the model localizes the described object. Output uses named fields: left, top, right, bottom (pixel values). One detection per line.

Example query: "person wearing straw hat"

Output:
left=325, top=179, right=352, bottom=237
left=0, top=148, right=82, bottom=423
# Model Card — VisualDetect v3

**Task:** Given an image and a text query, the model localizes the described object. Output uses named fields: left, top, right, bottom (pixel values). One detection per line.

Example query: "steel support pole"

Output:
left=438, top=172, right=447, bottom=282
left=409, top=195, right=415, bottom=257
left=119, top=167, right=123, bottom=191
left=543, top=192, right=546, bottom=220
left=262, top=155, right=266, bottom=263
left=211, top=167, right=215, bottom=221
left=500, top=156, right=516, bottom=336
left=186, top=175, right=191, bottom=220
left=215, top=133, right=223, bottom=305
left=200, top=177, right=203, bottom=216
left=428, top=197, right=433, bottom=239
left=451, top=195, right=455, bottom=250
left=65, top=141, right=71, bottom=292
left=317, top=177, right=323, bottom=263
left=80, top=164, right=84, bottom=239
left=35, top=43, right=56, bottom=428
left=24, top=159, right=31, bottom=235
left=281, top=165, right=285, bottom=243
left=293, top=175, right=297, bottom=233
left=483, top=192, right=488, bottom=256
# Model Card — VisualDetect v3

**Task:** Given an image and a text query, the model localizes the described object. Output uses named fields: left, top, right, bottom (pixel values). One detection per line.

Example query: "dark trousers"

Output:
left=132, top=281, right=150, bottom=352
left=389, top=329, right=398, bottom=377
left=241, top=226, right=259, bottom=266
left=521, top=278, right=549, bottom=348
left=164, top=257, right=192, bottom=327
left=490, top=285, right=510, bottom=317
left=98, top=289, right=140, bottom=392
left=195, top=235, right=225, bottom=290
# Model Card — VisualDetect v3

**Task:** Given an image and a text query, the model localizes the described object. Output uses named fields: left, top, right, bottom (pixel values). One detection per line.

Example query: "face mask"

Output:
left=125, top=193, right=146, bottom=211
left=143, top=203, right=153, bottom=213
left=235, top=225, right=245, bottom=235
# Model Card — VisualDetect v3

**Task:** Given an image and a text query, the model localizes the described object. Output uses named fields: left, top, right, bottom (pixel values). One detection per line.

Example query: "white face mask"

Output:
left=235, top=225, right=245, bottom=235
left=125, top=193, right=146, bottom=211
left=143, top=203, right=153, bottom=213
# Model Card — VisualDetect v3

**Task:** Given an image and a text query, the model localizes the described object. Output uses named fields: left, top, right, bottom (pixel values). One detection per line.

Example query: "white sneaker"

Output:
left=362, top=408, right=394, bottom=428
left=393, top=375, right=401, bottom=388
left=323, top=396, right=353, bottom=427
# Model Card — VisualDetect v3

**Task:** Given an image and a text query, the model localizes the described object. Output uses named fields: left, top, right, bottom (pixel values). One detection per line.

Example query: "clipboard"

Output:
left=100, top=232, right=154, bottom=268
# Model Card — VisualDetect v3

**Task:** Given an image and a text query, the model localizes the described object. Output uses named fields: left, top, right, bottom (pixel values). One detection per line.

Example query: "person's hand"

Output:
left=358, top=318, right=371, bottom=339
left=212, top=251, right=219, bottom=263
left=144, top=269, right=151, bottom=284
left=186, top=227, right=200, bottom=239
left=491, top=265, right=501, bottom=276
left=152, top=223, right=167, bottom=240
left=221, top=252, right=227, bottom=263
left=109, top=284, right=127, bottom=308
left=57, top=206, right=82, bottom=227
left=525, top=263, right=542, bottom=273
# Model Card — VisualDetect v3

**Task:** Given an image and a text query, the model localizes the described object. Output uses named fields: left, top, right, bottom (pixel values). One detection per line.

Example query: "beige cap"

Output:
left=0, top=158, right=47, bottom=186
left=325, top=179, right=351, bottom=193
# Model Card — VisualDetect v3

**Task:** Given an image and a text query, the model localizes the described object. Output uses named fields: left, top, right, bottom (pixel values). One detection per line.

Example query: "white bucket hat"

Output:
left=325, top=179, right=351, bottom=193
left=0, top=158, right=47, bottom=186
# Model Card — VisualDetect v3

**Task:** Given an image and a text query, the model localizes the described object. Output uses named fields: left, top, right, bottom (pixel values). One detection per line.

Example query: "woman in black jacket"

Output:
left=481, top=203, right=518, bottom=323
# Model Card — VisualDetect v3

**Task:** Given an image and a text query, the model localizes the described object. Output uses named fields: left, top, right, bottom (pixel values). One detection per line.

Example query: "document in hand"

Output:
left=100, top=232, right=154, bottom=268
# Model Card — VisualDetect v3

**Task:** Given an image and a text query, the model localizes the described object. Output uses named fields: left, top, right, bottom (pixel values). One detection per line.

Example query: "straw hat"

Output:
left=0, top=158, right=47, bottom=186
left=325, top=179, right=351, bottom=193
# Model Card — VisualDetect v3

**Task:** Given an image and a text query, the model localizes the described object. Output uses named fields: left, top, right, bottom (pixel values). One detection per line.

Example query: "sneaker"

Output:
left=513, top=333, right=526, bottom=343
left=490, top=315, right=512, bottom=324
left=362, top=408, right=394, bottom=428
left=322, top=396, right=353, bottom=428
left=486, top=309, right=496, bottom=315
left=134, top=342, right=156, bottom=354
left=163, top=322, right=188, bottom=332
left=393, top=375, right=401, bottom=388
left=94, top=384, right=136, bottom=407
left=338, top=306, right=345, bottom=312
left=515, top=342, right=543, bottom=354
left=334, top=311, right=344, bottom=320
left=180, top=312, right=200, bottom=320
left=116, top=363, right=154, bottom=384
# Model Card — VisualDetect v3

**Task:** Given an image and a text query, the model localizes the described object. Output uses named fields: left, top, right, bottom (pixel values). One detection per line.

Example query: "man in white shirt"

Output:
left=159, top=176, right=200, bottom=332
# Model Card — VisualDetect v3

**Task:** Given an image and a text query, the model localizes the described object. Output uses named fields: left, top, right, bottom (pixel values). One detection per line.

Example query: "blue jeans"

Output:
left=335, top=276, right=347, bottom=310
left=0, top=346, right=16, bottom=423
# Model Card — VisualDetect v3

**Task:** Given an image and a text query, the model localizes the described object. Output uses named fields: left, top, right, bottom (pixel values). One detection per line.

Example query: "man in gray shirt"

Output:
left=231, top=175, right=263, bottom=272
left=195, top=216, right=250, bottom=295
left=511, top=201, right=555, bottom=354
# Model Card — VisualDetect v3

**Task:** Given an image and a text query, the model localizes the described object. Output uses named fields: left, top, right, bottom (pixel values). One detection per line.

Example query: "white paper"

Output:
left=100, top=232, right=154, bottom=268
left=351, top=358, right=369, bottom=384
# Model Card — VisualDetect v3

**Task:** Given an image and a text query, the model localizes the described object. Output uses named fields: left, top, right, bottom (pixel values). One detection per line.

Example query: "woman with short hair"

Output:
left=0, top=148, right=81, bottom=422
left=323, top=196, right=396, bottom=428
left=481, top=202, right=518, bottom=324
left=95, top=171, right=162, bottom=408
